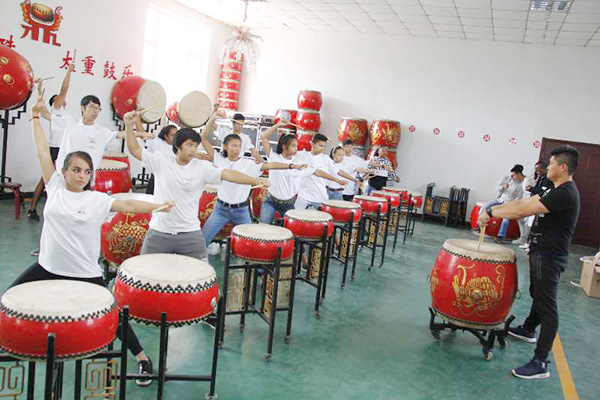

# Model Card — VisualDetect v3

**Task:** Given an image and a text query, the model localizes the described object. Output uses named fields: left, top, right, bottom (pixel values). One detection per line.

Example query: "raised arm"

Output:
left=33, top=80, right=52, bottom=120
left=123, top=111, right=143, bottom=161
left=338, top=169, right=359, bottom=185
left=52, top=63, right=74, bottom=110
left=201, top=109, right=226, bottom=160
left=260, top=120, right=288, bottom=157
left=31, top=95, right=56, bottom=184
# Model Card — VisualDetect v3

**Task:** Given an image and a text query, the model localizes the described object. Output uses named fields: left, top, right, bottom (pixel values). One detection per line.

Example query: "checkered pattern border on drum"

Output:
left=0, top=301, right=116, bottom=324
left=116, top=269, right=218, bottom=293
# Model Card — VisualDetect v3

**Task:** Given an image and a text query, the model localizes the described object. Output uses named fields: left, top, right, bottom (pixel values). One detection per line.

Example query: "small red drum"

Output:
left=95, top=160, right=132, bottom=194
left=470, top=203, right=521, bottom=239
left=430, top=239, right=518, bottom=329
left=369, top=120, right=401, bottom=148
left=383, top=187, right=409, bottom=205
left=337, top=118, right=368, bottom=147
left=297, top=130, right=315, bottom=151
left=167, top=91, right=212, bottom=128
left=274, top=109, right=298, bottom=128
left=371, top=190, right=401, bottom=209
left=222, top=60, right=243, bottom=72
left=103, top=151, right=130, bottom=169
left=296, top=110, right=321, bottom=132
left=219, top=79, right=241, bottom=91
left=101, top=193, right=153, bottom=265
left=0, top=46, right=34, bottom=110
left=231, top=224, right=295, bottom=262
left=250, top=185, right=269, bottom=221
left=31, top=3, right=54, bottom=22
left=297, top=90, right=322, bottom=111
left=220, top=69, right=241, bottom=81
left=217, top=89, right=240, bottom=101
left=111, top=76, right=167, bottom=123
left=0, top=281, right=118, bottom=360
left=217, top=98, right=238, bottom=110
left=199, top=184, right=234, bottom=239
left=113, top=254, right=219, bottom=326
left=284, top=209, right=334, bottom=239
left=353, top=195, right=388, bottom=215
left=366, top=147, right=397, bottom=169
left=321, top=200, right=362, bottom=225
left=408, top=191, right=423, bottom=208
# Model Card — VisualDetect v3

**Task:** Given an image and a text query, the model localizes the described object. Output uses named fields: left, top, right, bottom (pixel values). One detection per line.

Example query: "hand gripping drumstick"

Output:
left=477, top=226, right=486, bottom=252
left=152, top=204, right=170, bottom=213
left=250, top=184, right=264, bottom=190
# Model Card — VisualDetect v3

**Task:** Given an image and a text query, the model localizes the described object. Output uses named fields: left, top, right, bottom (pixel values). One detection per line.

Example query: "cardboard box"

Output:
left=580, top=253, right=600, bottom=298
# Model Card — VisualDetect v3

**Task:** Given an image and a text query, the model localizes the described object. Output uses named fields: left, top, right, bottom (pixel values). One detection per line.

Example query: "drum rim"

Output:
left=297, top=109, right=321, bottom=115
left=442, top=239, right=516, bottom=263
left=232, top=223, right=294, bottom=242
left=103, top=151, right=128, bottom=157
left=354, top=195, right=387, bottom=203
left=298, top=90, right=322, bottom=95
left=137, top=80, right=167, bottom=124
left=372, top=190, right=400, bottom=198
left=284, top=209, right=333, bottom=222
left=322, top=199, right=361, bottom=209
left=340, top=117, right=368, bottom=122
left=382, top=187, right=407, bottom=192
left=432, top=308, right=504, bottom=330
left=98, top=159, right=128, bottom=171
left=371, top=119, right=400, bottom=124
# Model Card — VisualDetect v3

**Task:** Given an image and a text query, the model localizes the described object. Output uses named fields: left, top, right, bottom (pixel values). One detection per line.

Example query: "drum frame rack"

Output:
left=327, top=214, right=361, bottom=288
left=428, top=308, right=516, bottom=361
left=357, top=204, right=389, bottom=270
left=220, top=239, right=299, bottom=361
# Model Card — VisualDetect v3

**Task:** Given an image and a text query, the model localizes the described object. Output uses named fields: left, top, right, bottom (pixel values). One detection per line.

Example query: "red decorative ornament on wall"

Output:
left=217, top=52, right=242, bottom=111
left=433, top=128, right=440, bottom=135
left=457, top=131, right=465, bottom=138
left=533, top=140, right=541, bottom=148
left=509, top=138, right=517, bottom=145
left=483, top=134, right=491, bottom=142
left=409, top=125, right=416, bottom=132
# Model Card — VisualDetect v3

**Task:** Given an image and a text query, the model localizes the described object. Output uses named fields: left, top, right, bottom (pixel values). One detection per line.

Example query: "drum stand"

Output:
left=220, top=239, right=298, bottom=361
left=358, top=204, right=389, bottom=270
left=327, top=213, right=360, bottom=288
left=428, top=308, right=515, bottom=361
left=392, top=197, right=416, bottom=249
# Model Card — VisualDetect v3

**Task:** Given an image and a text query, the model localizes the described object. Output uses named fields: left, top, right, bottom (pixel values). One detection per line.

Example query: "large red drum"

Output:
left=217, top=89, right=240, bottom=101
left=0, top=46, right=34, bottom=110
left=353, top=195, right=388, bottom=215
left=219, top=79, right=241, bottom=91
left=297, top=130, right=315, bottom=151
left=220, top=69, right=241, bottom=81
left=101, top=193, right=153, bottom=266
left=296, top=110, right=321, bottom=132
left=113, top=254, right=219, bottom=326
left=166, top=91, right=212, bottom=128
left=103, top=151, right=131, bottom=180
left=371, top=190, right=401, bottom=209
left=199, top=184, right=234, bottom=239
left=337, top=118, right=368, bottom=147
left=470, top=203, right=520, bottom=239
left=95, top=160, right=132, bottom=194
left=430, top=239, right=518, bottom=329
left=230, top=224, right=295, bottom=262
left=369, top=120, right=401, bottom=148
left=366, top=147, right=397, bottom=169
left=297, top=90, right=322, bottom=111
left=383, top=187, right=409, bottom=205
left=274, top=109, right=298, bottom=128
left=321, top=200, right=362, bottom=225
left=111, top=76, right=166, bottom=123
left=284, top=209, right=333, bottom=239
left=0, top=281, right=118, bottom=360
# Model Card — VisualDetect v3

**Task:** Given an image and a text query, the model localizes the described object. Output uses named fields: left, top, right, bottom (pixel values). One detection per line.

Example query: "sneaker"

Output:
left=512, top=357, right=550, bottom=379
left=471, top=227, right=481, bottom=234
left=136, top=359, right=153, bottom=386
left=518, top=243, right=529, bottom=249
left=207, top=243, right=220, bottom=256
left=27, top=209, right=40, bottom=221
left=494, top=237, right=507, bottom=244
left=30, top=248, right=40, bottom=256
left=508, top=325, right=537, bottom=344
left=512, top=238, right=526, bottom=245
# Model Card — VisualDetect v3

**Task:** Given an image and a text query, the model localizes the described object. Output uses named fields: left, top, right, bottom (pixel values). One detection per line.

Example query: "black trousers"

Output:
left=369, top=176, right=387, bottom=191
left=522, top=251, right=566, bottom=362
left=10, top=262, right=144, bottom=357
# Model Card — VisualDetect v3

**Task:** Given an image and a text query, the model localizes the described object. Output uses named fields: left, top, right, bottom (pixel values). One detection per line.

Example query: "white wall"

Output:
left=237, top=29, right=600, bottom=212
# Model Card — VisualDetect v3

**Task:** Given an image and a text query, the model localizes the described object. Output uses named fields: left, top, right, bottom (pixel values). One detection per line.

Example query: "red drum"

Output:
left=369, top=120, right=401, bottom=148
left=321, top=200, right=362, bottom=225
left=430, top=239, right=518, bottom=329
left=0, top=281, right=118, bottom=360
left=222, top=60, right=243, bottom=72
left=296, top=110, right=321, bottom=132
left=95, top=160, right=132, bottom=194
left=31, top=3, right=54, bottom=22
left=297, top=90, right=322, bottom=111
left=353, top=195, right=388, bottom=215
left=230, top=224, right=295, bottom=262
left=284, top=209, right=333, bottom=239
left=167, top=91, right=212, bottom=128
left=366, top=147, right=397, bottom=169
left=371, top=190, right=401, bottom=209
left=250, top=185, right=269, bottom=221
left=219, top=79, right=241, bottom=91
left=383, top=187, right=409, bottom=205
left=337, top=118, right=368, bottom=147
left=199, top=184, right=234, bottom=239
left=470, top=203, right=521, bottom=239
left=101, top=193, right=153, bottom=265
left=274, top=109, right=298, bottom=128
left=217, top=89, right=240, bottom=101
left=408, top=191, right=423, bottom=208
left=103, top=151, right=131, bottom=180
left=220, top=69, right=242, bottom=81
left=111, top=76, right=166, bottom=123
left=0, top=46, right=34, bottom=110
left=297, top=130, right=315, bottom=151
left=217, top=98, right=238, bottom=110
left=113, top=254, right=219, bottom=326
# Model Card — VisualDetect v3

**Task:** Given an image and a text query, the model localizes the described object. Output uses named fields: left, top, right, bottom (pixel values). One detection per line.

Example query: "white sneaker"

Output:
left=519, top=243, right=529, bottom=249
left=512, top=238, right=526, bottom=245
left=207, top=243, right=220, bottom=256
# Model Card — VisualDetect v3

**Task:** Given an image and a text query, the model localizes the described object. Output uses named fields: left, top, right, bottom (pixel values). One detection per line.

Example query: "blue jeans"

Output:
left=294, top=197, right=322, bottom=210
left=479, top=199, right=509, bottom=238
left=203, top=203, right=251, bottom=245
left=327, top=189, right=343, bottom=200
left=259, top=195, right=295, bottom=224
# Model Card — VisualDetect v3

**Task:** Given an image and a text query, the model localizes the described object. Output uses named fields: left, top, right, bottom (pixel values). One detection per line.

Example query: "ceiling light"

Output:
left=530, top=1, right=571, bottom=12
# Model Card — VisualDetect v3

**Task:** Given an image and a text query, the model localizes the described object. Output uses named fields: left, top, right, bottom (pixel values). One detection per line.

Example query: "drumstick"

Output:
left=251, top=184, right=264, bottom=190
left=152, top=204, right=170, bottom=213
left=73, top=49, right=77, bottom=63
left=39, top=77, right=54, bottom=82
left=477, top=226, right=486, bottom=252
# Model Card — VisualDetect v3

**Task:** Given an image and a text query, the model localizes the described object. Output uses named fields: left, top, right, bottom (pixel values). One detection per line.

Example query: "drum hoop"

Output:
left=233, top=253, right=293, bottom=263
left=441, top=245, right=516, bottom=264
left=0, top=338, right=116, bottom=361
left=433, top=309, right=503, bottom=330
left=297, top=109, right=320, bottom=115
left=372, top=191, right=399, bottom=198
left=285, top=210, right=332, bottom=223
left=232, top=231, right=294, bottom=243
left=137, top=81, right=167, bottom=123
left=354, top=195, right=387, bottom=203
left=286, top=216, right=332, bottom=224
left=0, top=300, right=116, bottom=323
left=98, top=160, right=128, bottom=171
left=299, top=90, right=321, bottom=94
left=117, top=270, right=218, bottom=293
left=322, top=200, right=360, bottom=209
left=340, top=117, right=367, bottom=122
left=123, top=312, right=212, bottom=327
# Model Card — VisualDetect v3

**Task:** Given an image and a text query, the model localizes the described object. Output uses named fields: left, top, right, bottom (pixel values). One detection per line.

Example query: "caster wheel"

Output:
left=450, top=327, right=457, bottom=332
left=264, top=354, right=272, bottom=362
left=483, top=349, right=493, bottom=361
left=431, top=330, right=441, bottom=340
left=239, top=324, right=245, bottom=333
left=284, top=335, right=291, bottom=344
left=315, top=311, right=322, bottom=319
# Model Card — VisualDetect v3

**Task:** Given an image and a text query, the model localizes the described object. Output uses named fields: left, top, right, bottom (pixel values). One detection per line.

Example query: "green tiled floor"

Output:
left=0, top=198, right=598, bottom=399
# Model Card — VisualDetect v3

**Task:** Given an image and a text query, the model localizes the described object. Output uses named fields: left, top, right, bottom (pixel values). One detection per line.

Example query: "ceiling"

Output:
left=175, top=0, right=600, bottom=47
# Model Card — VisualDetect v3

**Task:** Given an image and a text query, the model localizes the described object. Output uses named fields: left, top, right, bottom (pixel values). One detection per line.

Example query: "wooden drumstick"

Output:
left=73, top=49, right=77, bottom=63
left=251, top=184, right=265, bottom=190
left=152, top=204, right=170, bottom=213
left=477, top=226, right=486, bottom=252
left=39, top=77, right=54, bottom=82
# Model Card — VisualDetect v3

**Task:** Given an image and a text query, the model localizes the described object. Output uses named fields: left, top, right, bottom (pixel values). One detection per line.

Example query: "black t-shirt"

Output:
left=529, top=175, right=554, bottom=196
left=530, top=181, right=580, bottom=255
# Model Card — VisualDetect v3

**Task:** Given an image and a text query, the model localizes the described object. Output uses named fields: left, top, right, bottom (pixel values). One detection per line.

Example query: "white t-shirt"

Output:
left=54, top=115, right=118, bottom=177
left=217, top=130, right=255, bottom=154
left=48, top=106, right=69, bottom=147
left=295, top=150, right=340, bottom=203
left=142, top=150, right=223, bottom=234
left=39, top=172, right=115, bottom=278
left=146, top=137, right=172, bottom=155
left=266, top=152, right=315, bottom=200
left=342, top=154, right=369, bottom=195
left=212, top=152, right=262, bottom=204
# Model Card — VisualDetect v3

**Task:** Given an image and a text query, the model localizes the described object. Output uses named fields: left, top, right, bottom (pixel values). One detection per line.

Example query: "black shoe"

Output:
left=136, top=359, right=153, bottom=386
left=27, top=209, right=40, bottom=221
left=512, top=356, right=550, bottom=379
left=30, top=248, right=40, bottom=256
left=508, top=325, right=537, bottom=344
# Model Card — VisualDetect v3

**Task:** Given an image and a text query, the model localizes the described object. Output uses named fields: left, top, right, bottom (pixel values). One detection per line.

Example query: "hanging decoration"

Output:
left=217, top=27, right=262, bottom=73
left=509, top=137, right=517, bottom=145
left=409, top=125, right=416, bottom=132
left=483, top=134, right=491, bottom=142
left=433, top=128, right=440, bottom=135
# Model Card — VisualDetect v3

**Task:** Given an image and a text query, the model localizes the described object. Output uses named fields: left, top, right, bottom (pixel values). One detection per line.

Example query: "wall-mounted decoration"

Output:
left=433, top=128, right=440, bottom=135
left=20, top=0, right=63, bottom=47
left=409, top=125, right=416, bottom=132
left=533, top=140, right=541, bottom=148
left=457, top=131, right=465, bottom=138
left=509, top=137, right=517, bottom=145
left=483, top=134, right=491, bottom=142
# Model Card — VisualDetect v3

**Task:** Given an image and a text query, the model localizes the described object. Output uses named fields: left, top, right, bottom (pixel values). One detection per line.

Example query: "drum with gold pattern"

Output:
left=230, top=224, right=295, bottom=262
left=337, top=118, right=368, bottom=147
left=369, top=119, right=401, bottom=148
left=0, top=46, right=34, bottom=110
left=198, top=184, right=233, bottom=239
left=95, top=160, right=132, bottom=194
left=284, top=209, right=333, bottom=239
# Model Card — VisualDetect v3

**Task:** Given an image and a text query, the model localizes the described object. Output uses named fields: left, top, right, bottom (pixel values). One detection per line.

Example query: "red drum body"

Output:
left=217, top=98, right=238, bottom=111
left=223, top=60, right=243, bottom=72
left=470, top=203, right=520, bottom=239
left=103, top=151, right=131, bottom=180
left=220, top=69, right=241, bottom=81
left=297, top=130, right=315, bottom=151
left=95, top=160, right=131, bottom=194
left=111, top=76, right=166, bottom=123
left=274, top=109, right=298, bottom=128
left=337, top=118, right=368, bottom=147
left=369, top=119, right=401, bottom=148
left=199, top=185, right=233, bottom=239
left=0, top=46, right=34, bottom=110
left=296, top=110, right=321, bottom=132
left=383, top=187, right=409, bottom=205
left=321, top=200, right=362, bottom=225
left=353, top=195, right=388, bottom=215
left=371, top=190, right=401, bottom=209
left=366, top=147, right=397, bottom=170
left=230, top=224, right=295, bottom=262
left=101, top=193, right=153, bottom=265
left=166, top=101, right=180, bottom=125
left=217, top=89, right=239, bottom=101
left=250, top=185, right=269, bottom=221
left=297, top=90, right=322, bottom=111
left=0, top=281, right=118, bottom=360
left=409, top=191, right=423, bottom=208
left=167, top=91, right=212, bottom=128
left=430, top=239, right=518, bottom=329
left=284, top=210, right=333, bottom=239
left=219, top=79, right=241, bottom=91
left=113, top=254, right=219, bottom=326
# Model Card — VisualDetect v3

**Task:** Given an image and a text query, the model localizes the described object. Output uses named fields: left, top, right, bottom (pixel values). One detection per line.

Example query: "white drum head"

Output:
left=137, top=81, right=167, bottom=123
left=203, top=184, right=218, bottom=193
left=178, top=91, right=212, bottom=128
left=286, top=209, right=332, bottom=222
left=233, top=223, right=293, bottom=241
left=119, top=254, right=216, bottom=287
left=98, top=160, right=128, bottom=171
left=322, top=200, right=360, bottom=209
left=443, top=239, right=516, bottom=263
left=354, top=195, right=386, bottom=203
left=1, top=280, right=114, bottom=320
left=383, top=187, right=407, bottom=193
left=110, top=192, right=154, bottom=202
left=104, top=151, right=128, bottom=158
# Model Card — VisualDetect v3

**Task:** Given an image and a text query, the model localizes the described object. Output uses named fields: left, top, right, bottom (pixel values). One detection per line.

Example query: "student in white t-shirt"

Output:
left=124, top=111, right=266, bottom=262
left=145, top=124, right=177, bottom=195
left=9, top=95, right=174, bottom=387
left=216, top=113, right=263, bottom=163
left=340, top=139, right=376, bottom=201
left=327, top=146, right=354, bottom=201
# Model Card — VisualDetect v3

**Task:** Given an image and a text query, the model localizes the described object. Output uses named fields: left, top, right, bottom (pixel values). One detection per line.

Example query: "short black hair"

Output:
left=511, top=164, right=524, bottom=174
left=551, top=145, right=579, bottom=175
left=312, top=133, right=328, bottom=144
left=158, top=125, right=177, bottom=141
left=276, top=134, right=297, bottom=155
left=49, top=95, right=59, bottom=107
left=342, top=139, right=353, bottom=146
left=535, top=160, right=548, bottom=169
left=80, top=95, right=101, bottom=107
left=233, top=113, right=245, bottom=121
left=172, top=128, right=200, bottom=154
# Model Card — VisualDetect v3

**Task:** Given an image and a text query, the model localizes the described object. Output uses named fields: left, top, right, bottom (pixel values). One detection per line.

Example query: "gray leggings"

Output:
left=141, top=229, right=209, bottom=262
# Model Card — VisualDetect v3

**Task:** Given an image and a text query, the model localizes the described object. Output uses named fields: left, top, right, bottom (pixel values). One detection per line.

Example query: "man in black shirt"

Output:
left=477, top=145, right=580, bottom=379
left=529, top=161, right=554, bottom=197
